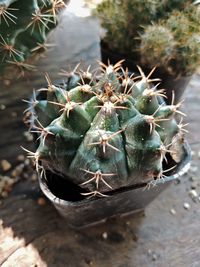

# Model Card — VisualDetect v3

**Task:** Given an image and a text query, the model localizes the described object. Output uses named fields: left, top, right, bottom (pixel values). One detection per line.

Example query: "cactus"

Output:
left=140, top=6, right=200, bottom=76
left=157, top=0, right=193, bottom=15
left=94, top=0, right=159, bottom=55
left=0, top=0, right=67, bottom=75
left=26, top=61, right=187, bottom=198
left=139, top=25, right=176, bottom=71
left=95, top=0, right=200, bottom=76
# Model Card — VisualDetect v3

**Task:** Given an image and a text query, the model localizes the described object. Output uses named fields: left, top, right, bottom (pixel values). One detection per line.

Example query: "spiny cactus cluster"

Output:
left=95, top=0, right=200, bottom=76
left=0, top=0, right=67, bottom=75
left=95, top=0, right=159, bottom=55
left=26, top=61, right=187, bottom=198
left=139, top=5, right=200, bottom=76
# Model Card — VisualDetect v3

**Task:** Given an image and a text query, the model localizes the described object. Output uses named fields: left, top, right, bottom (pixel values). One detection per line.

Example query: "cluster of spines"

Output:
left=24, top=61, right=187, bottom=198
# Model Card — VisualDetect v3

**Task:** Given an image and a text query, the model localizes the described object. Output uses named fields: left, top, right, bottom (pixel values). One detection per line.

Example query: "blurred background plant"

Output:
left=94, top=0, right=200, bottom=77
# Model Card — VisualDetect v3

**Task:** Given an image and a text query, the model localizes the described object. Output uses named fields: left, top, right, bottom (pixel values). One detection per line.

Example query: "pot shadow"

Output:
left=0, top=178, right=145, bottom=267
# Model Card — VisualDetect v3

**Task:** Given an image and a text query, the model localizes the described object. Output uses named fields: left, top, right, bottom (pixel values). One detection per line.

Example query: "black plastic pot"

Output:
left=101, top=43, right=191, bottom=104
left=39, top=141, right=191, bottom=229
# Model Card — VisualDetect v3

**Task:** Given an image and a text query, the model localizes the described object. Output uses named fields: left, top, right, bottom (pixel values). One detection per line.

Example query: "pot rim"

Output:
left=39, top=141, right=191, bottom=207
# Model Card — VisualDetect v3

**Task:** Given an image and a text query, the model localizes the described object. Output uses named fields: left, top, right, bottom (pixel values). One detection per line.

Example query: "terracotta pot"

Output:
left=38, top=141, right=191, bottom=229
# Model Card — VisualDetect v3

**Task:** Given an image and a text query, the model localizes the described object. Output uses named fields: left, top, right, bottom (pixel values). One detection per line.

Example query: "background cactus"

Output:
left=0, top=0, right=67, bottom=75
left=27, top=61, right=187, bottom=198
left=95, top=0, right=200, bottom=76
left=140, top=6, right=200, bottom=76
left=94, top=0, right=159, bottom=55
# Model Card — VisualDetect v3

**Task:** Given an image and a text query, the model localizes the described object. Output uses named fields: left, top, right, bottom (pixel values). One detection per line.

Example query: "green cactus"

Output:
left=94, top=0, right=159, bottom=55
left=27, top=61, right=187, bottom=198
left=139, top=25, right=176, bottom=71
left=157, top=0, right=193, bottom=14
left=0, top=0, right=67, bottom=75
left=140, top=6, right=200, bottom=76
left=95, top=0, right=200, bottom=76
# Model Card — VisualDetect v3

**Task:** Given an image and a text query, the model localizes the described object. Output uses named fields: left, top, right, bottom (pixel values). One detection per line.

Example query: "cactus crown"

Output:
left=0, top=0, right=67, bottom=75
left=27, top=61, right=187, bottom=198
left=95, top=0, right=200, bottom=76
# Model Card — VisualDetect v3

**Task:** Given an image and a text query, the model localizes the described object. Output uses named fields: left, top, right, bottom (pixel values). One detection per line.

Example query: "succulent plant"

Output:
left=157, top=0, right=193, bottom=15
left=139, top=25, right=176, bottom=69
left=95, top=0, right=200, bottom=76
left=140, top=6, right=200, bottom=76
left=0, top=0, right=67, bottom=75
left=94, top=0, right=159, bottom=55
left=26, top=61, right=187, bottom=198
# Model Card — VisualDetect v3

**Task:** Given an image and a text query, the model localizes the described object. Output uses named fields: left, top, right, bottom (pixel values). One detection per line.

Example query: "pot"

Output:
left=38, top=141, right=191, bottom=229
left=160, top=73, right=191, bottom=104
left=101, top=42, right=137, bottom=72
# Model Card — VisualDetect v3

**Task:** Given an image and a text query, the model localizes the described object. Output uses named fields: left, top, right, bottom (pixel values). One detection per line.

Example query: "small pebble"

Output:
left=4, top=183, right=13, bottom=193
left=11, top=164, right=24, bottom=178
left=23, top=173, right=29, bottom=179
left=3, top=79, right=10, bottom=86
left=31, top=173, right=37, bottom=182
left=84, top=258, right=93, bottom=266
left=102, top=232, right=108, bottom=240
left=0, top=104, right=6, bottom=110
left=148, top=249, right=152, bottom=255
left=148, top=249, right=158, bottom=261
left=0, top=175, right=16, bottom=198
left=189, top=190, right=198, bottom=202
left=170, top=208, right=176, bottom=215
left=152, top=253, right=158, bottom=261
left=11, top=111, right=17, bottom=117
left=174, top=178, right=181, bottom=185
left=1, top=160, right=12, bottom=171
left=23, top=131, right=33, bottom=142
left=189, top=176, right=196, bottom=182
left=190, top=166, right=198, bottom=173
left=191, top=182, right=198, bottom=190
left=24, top=158, right=30, bottom=166
left=1, top=191, right=8, bottom=198
left=183, top=202, right=191, bottom=210
left=37, top=197, right=46, bottom=206
left=17, top=154, right=25, bottom=162
left=18, top=208, right=24, bottom=213
left=5, top=177, right=15, bottom=186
